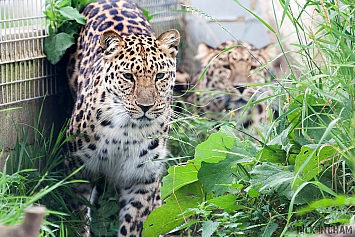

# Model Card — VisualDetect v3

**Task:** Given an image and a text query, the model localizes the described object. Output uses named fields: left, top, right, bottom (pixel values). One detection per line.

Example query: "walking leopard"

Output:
left=65, top=0, right=180, bottom=236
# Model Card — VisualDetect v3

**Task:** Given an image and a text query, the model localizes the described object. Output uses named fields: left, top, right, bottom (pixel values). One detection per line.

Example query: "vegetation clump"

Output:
left=1, top=0, right=354, bottom=236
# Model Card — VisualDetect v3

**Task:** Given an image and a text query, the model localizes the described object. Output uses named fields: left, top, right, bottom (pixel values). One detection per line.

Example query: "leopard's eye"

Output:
left=223, top=65, right=231, bottom=70
left=155, top=72, right=165, bottom=80
left=122, top=73, right=134, bottom=81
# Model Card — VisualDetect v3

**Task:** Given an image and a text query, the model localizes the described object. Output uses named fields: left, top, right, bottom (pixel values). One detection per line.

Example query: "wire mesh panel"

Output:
left=0, top=0, right=180, bottom=107
left=0, top=0, right=57, bottom=106
left=134, top=0, right=184, bottom=69
left=135, top=0, right=181, bottom=35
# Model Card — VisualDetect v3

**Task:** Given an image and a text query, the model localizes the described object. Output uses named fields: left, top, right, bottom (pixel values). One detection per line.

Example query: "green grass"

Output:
left=1, top=0, right=355, bottom=236
left=0, top=103, right=86, bottom=237
left=0, top=102, right=123, bottom=236
left=146, top=0, right=355, bottom=236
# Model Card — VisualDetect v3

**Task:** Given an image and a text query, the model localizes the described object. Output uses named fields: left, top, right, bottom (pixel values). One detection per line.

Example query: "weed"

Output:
left=144, top=0, right=355, bottom=236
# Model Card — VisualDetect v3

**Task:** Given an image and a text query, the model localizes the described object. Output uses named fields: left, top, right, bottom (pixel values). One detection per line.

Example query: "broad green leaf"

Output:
left=199, top=160, right=233, bottom=195
left=298, top=195, right=355, bottom=215
left=318, top=145, right=338, bottom=160
left=268, top=132, right=289, bottom=147
left=294, top=145, right=318, bottom=185
left=168, top=219, right=199, bottom=233
left=288, top=94, right=337, bottom=145
left=288, top=94, right=315, bottom=127
left=43, top=9, right=55, bottom=20
left=207, top=194, right=238, bottom=213
left=250, top=162, right=295, bottom=200
left=143, top=181, right=204, bottom=236
left=202, top=220, right=219, bottom=237
left=59, top=6, right=86, bottom=25
left=229, top=183, right=244, bottom=190
left=228, top=139, right=258, bottom=162
left=294, top=145, right=337, bottom=188
left=194, top=126, right=236, bottom=164
left=247, top=187, right=259, bottom=198
left=198, top=139, right=256, bottom=195
left=268, top=124, right=292, bottom=149
left=57, top=0, right=71, bottom=7
left=161, top=162, right=199, bottom=200
left=286, top=180, right=339, bottom=224
left=80, top=0, right=95, bottom=6
left=261, top=222, right=278, bottom=237
left=258, top=145, right=286, bottom=164
left=44, top=33, right=75, bottom=65
left=58, top=21, right=81, bottom=37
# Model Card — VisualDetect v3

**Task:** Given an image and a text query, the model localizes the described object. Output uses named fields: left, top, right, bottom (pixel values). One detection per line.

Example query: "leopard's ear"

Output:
left=259, top=43, right=277, bottom=62
left=100, top=30, right=125, bottom=59
left=195, top=43, right=215, bottom=67
left=157, top=29, right=180, bottom=58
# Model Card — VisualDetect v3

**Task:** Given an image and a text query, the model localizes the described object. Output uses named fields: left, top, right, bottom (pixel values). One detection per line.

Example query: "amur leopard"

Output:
left=176, top=40, right=276, bottom=136
left=65, top=0, right=180, bottom=236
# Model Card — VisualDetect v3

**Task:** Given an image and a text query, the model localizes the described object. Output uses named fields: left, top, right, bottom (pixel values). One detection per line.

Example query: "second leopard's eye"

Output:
left=155, top=72, right=165, bottom=80
left=223, top=65, right=231, bottom=70
left=122, top=73, right=134, bottom=82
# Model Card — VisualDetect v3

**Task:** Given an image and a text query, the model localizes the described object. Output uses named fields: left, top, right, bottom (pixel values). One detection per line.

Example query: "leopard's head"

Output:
left=99, top=29, right=180, bottom=123
left=190, top=40, right=276, bottom=128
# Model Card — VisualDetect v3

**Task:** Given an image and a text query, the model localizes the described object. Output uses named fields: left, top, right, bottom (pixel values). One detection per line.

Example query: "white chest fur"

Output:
left=75, top=119, right=166, bottom=188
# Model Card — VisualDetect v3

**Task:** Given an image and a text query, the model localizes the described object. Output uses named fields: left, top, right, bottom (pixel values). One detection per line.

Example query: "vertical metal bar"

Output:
left=15, top=0, right=18, bottom=103
left=25, top=60, right=28, bottom=100
left=0, top=0, right=2, bottom=104
left=1, top=64, right=5, bottom=104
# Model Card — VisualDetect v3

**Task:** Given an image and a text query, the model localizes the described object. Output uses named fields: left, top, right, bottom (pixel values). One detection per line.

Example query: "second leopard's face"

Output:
left=98, top=30, right=180, bottom=123
left=180, top=40, right=276, bottom=131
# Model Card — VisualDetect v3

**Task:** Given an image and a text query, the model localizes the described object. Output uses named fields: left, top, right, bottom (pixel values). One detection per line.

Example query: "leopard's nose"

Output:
left=136, top=103, right=153, bottom=113
left=234, top=85, right=245, bottom=94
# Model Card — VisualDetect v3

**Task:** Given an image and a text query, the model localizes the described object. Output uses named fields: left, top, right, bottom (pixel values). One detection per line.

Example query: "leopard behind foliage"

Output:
left=177, top=40, right=276, bottom=137
left=65, top=0, right=180, bottom=236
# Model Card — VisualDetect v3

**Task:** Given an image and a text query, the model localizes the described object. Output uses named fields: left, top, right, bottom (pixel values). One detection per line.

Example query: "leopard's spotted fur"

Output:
left=178, top=40, right=276, bottom=136
left=65, top=0, right=180, bottom=236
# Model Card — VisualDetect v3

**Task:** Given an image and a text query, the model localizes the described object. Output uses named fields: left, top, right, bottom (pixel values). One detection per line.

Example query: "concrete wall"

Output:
left=185, top=0, right=269, bottom=48
left=181, top=0, right=270, bottom=74
left=0, top=0, right=61, bottom=168
left=0, top=96, right=65, bottom=168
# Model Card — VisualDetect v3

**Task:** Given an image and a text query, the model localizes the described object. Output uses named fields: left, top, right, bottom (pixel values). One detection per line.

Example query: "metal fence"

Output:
left=136, top=0, right=181, bottom=35
left=0, top=0, right=57, bottom=106
left=0, top=0, right=181, bottom=107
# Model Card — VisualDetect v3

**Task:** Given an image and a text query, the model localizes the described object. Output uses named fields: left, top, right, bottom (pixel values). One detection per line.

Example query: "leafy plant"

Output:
left=0, top=104, right=86, bottom=236
left=44, top=0, right=93, bottom=64
left=37, top=0, right=355, bottom=236
left=144, top=0, right=355, bottom=236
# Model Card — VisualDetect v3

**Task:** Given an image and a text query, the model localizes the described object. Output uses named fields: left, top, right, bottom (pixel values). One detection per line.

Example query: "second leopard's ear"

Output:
left=259, top=43, right=277, bottom=62
left=100, top=30, right=125, bottom=59
left=194, top=43, right=216, bottom=67
left=157, top=29, right=180, bottom=58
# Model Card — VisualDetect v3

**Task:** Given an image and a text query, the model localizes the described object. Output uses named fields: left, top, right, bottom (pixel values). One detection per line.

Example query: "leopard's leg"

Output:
left=65, top=158, right=97, bottom=237
left=118, top=177, right=162, bottom=237
left=73, top=183, right=97, bottom=237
